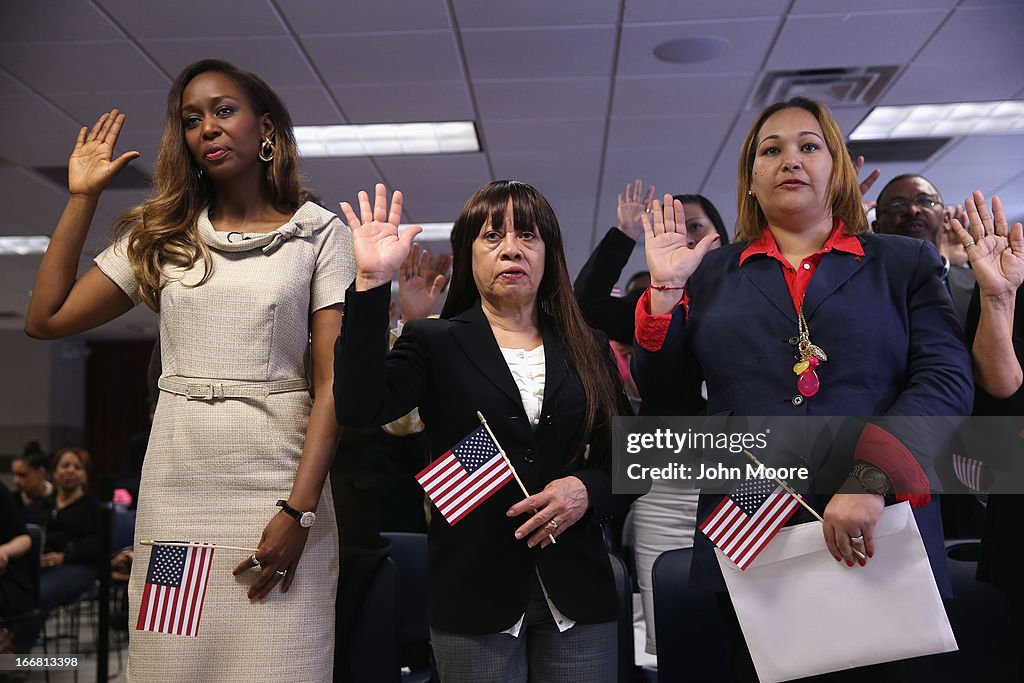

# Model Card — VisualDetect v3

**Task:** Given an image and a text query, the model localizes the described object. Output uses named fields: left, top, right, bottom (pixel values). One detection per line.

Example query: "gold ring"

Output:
left=964, top=241, right=976, bottom=249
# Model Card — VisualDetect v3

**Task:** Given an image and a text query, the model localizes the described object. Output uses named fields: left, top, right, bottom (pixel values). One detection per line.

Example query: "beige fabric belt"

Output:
left=158, top=376, right=309, bottom=401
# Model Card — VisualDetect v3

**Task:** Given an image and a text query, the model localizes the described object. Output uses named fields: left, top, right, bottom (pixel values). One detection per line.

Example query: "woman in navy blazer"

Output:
left=633, top=98, right=972, bottom=681
left=334, top=181, right=635, bottom=682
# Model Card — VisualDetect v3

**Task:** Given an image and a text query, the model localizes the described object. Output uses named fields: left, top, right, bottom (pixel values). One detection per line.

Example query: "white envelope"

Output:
left=716, top=502, right=957, bottom=682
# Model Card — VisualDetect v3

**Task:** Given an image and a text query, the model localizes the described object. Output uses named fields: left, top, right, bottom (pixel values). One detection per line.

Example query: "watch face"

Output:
left=859, top=468, right=888, bottom=493
left=299, top=511, right=316, bottom=528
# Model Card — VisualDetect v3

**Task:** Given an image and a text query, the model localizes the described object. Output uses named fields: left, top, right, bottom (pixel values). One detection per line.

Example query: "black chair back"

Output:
left=607, top=551, right=636, bottom=683
left=652, top=547, right=729, bottom=682
left=24, top=523, right=43, bottom=606
left=350, top=556, right=401, bottom=683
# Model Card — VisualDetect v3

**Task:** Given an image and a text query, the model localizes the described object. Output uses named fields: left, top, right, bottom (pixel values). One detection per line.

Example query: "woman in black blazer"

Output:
left=335, top=181, right=634, bottom=682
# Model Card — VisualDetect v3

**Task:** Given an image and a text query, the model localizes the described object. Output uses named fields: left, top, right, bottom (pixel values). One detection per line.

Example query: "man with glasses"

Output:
left=873, top=174, right=975, bottom=324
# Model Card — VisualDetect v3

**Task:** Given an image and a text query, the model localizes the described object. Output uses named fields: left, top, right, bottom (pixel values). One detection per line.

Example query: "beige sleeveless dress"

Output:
left=96, top=202, right=355, bottom=682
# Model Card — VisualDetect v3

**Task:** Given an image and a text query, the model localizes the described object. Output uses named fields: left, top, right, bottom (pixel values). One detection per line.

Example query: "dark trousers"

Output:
left=13, top=564, right=95, bottom=649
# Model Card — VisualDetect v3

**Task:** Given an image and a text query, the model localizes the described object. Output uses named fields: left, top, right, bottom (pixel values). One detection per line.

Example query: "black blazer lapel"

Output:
left=449, top=302, right=525, bottom=412
left=802, top=243, right=869, bottom=320
left=740, top=256, right=798, bottom=323
left=539, top=316, right=569, bottom=416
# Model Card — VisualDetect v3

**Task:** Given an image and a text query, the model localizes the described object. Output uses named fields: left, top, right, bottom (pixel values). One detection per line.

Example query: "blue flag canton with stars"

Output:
left=145, top=545, right=187, bottom=587
left=730, top=478, right=777, bottom=515
left=451, top=427, right=500, bottom=474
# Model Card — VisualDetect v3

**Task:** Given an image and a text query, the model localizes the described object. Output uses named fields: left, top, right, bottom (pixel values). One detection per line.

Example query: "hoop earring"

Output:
left=259, top=137, right=275, bottom=162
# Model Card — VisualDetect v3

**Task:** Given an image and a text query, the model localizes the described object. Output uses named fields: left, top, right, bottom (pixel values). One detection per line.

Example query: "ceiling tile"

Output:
left=790, top=0, right=957, bottom=12
left=0, top=166, right=70, bottom=234
left=303, top=31, right=463, bottom=84
left=920, top=163, right=1021, bottom=203
left=329, top=81, right=472, bottom=123
left=481, top=118, right=605, bottom=154
left=294, top=157, right=384, bottom=209
left=0, top=1, right=120, bottom=41
left=474, top=78, right=610, bottom=120
left=279, top=0, right=450, bottom=34
left=766, top=10, right=947, bottom=70
left=623, top=0, right=789, bottom=22
left=453, top=0, right=618, bottom=28
left=878, top=63, right=1024, bottom=105
left=49, top=90, right=169, bottom=133
left=462, top=27, right=615, bottom=80
left=0, top=41, right=168, bottom=93
left=0, top=96, right=80, bottom=166
left=0, top=69, right=32, bottom=97
left=914, top=5, right=1024, bottom=66
left=617, top=19, right=780, bottom=76
left=96, top=0, right=285, bottom=38
left=142, top=37, right=318, bottom=88
left=372, top=154, right=491, bottom=217
left=606, top=114, right=731, bottom=155
left=277, top=87, right=344, bottom=126
left=490, top=148, right=602, bottom=198
left=612, top=73, right=755, bottom=116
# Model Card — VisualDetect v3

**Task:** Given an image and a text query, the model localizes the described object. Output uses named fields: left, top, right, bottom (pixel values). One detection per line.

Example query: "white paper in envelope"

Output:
left=716, top=502, right=957, bottom=683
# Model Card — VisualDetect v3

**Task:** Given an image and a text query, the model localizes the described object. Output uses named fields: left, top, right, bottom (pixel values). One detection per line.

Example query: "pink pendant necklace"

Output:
left=791, top=306, right=827, bottom=397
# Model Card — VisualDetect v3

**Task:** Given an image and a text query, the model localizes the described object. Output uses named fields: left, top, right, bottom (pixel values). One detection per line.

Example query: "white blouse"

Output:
left=498, top=344, right=576, bottom=635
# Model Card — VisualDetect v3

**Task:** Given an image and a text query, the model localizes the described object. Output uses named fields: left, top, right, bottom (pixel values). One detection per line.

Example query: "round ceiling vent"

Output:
left=653, top=36, right=730, bottom=64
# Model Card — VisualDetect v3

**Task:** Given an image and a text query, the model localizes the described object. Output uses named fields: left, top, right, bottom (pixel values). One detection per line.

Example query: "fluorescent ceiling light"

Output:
left=294, top=122, right=479, bottom=157
left=400, top=223, right=453, bottom=242
left=850, top=100, right=1024, bottom=140
left=0, top=236, right=49, bottom=255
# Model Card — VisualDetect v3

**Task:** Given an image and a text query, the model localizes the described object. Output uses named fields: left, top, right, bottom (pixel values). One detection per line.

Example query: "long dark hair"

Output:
left=674, top=193, right=730, bottom=244
left=442, top=180, right=622, bottom=448
left=113, top=59, right=308, bottom=310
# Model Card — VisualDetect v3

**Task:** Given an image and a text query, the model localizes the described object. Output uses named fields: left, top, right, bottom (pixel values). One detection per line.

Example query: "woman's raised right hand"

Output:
left=340, top=183, right=422, bottom=290
left=68, top=110, right=140, bottom=198
left=643, top=194, right=718, bottom=293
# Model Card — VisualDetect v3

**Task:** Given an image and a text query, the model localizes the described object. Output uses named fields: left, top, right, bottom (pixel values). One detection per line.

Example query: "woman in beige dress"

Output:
left=25, top=59, right=354, bottom=682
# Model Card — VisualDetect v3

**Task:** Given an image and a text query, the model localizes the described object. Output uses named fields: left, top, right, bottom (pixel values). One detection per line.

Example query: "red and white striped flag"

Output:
left=135, top=542, right=214, bottom=637
left=416, top=426, right=514, bottom=525
left=699, top=478, right=800, bottom=570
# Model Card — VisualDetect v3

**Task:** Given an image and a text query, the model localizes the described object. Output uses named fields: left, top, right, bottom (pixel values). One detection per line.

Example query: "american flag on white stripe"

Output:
left=416, top=426, right=514, bottom=525
left=135, top=543, right=214, bottom=637
left=699, top=478, right=800, bottom=570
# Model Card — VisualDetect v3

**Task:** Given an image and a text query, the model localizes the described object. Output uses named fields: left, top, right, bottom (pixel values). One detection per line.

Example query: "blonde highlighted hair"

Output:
left=113, top=59, right=307, bottom=310
left=735, top=97, right=867, bottom=243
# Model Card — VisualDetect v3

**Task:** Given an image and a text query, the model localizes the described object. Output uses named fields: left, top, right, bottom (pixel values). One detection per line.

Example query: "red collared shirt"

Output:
left=635, top=221, right=863, bottom=351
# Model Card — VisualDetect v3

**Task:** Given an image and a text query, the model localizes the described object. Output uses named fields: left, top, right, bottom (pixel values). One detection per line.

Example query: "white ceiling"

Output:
left=1, top=0, right=1022, bottom=338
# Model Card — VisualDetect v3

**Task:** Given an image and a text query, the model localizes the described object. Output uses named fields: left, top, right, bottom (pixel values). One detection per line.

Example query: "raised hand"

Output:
left=949, top=191, right=1024, bottom=300
left=939, top=203, right=969, bottom=266
left=340, top=183, right=422, bottom=290
left=398, top=244, right=452, bottom=321
left=68, top=110, right=140, bottom=198
left=853, top=155, right=881, bottom=213
left=643, top=195, right=718, bottom=313
left=617, top=179, right=655, bottom=241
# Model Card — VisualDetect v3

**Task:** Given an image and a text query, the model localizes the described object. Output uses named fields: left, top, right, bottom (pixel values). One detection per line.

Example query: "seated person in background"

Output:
left=574, top=179, right=728, bottom=346
left=12, top=447, right=100, bottom=653
left=11, top=441, right=53, bottom=527
left=0, top=484, right=34, bottom=626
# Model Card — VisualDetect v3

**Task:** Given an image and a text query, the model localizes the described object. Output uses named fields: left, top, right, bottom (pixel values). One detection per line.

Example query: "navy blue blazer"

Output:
left=633, top=232, right=973, bottom=593
left=335, top=283, right=636, bottom=633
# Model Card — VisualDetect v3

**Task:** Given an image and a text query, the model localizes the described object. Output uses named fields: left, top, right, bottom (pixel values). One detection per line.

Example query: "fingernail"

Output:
left=833, top=555, right=841, bottom=562
left=859, top=559, right=866, bottom=567
left=514, top=532, right=522, bottom=539
left=248, top=592, right=254, bottom=599
left=506, top=509, right=514, bottom=516
left=259, top=594, right=266, bottom=601
left=867, top=551, right=874, bottom=558
left=283, top=586, right=289, bottom=593
left=847, top=560, right=854, bottom=567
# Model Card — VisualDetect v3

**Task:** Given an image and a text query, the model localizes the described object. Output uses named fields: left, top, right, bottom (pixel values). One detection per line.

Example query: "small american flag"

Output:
left=952, top=452, right=990, bottom=493
left=135, top=543, right=214, bottom=637
left=699, top=478, right=800, bottom=570
left=416, top=426, right=514, bottom=525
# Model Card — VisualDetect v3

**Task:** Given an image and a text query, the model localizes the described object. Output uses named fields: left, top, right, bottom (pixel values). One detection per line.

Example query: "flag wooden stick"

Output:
left=477, top=410, right=556, bottom=545
left=741, top=449, right=866, bottom=561
left=141, top=539, right=259, bottom=553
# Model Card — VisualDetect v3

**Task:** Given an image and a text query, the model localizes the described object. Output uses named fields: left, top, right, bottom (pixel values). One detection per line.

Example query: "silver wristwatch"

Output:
left=277, top=499, right=316, bottom=528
